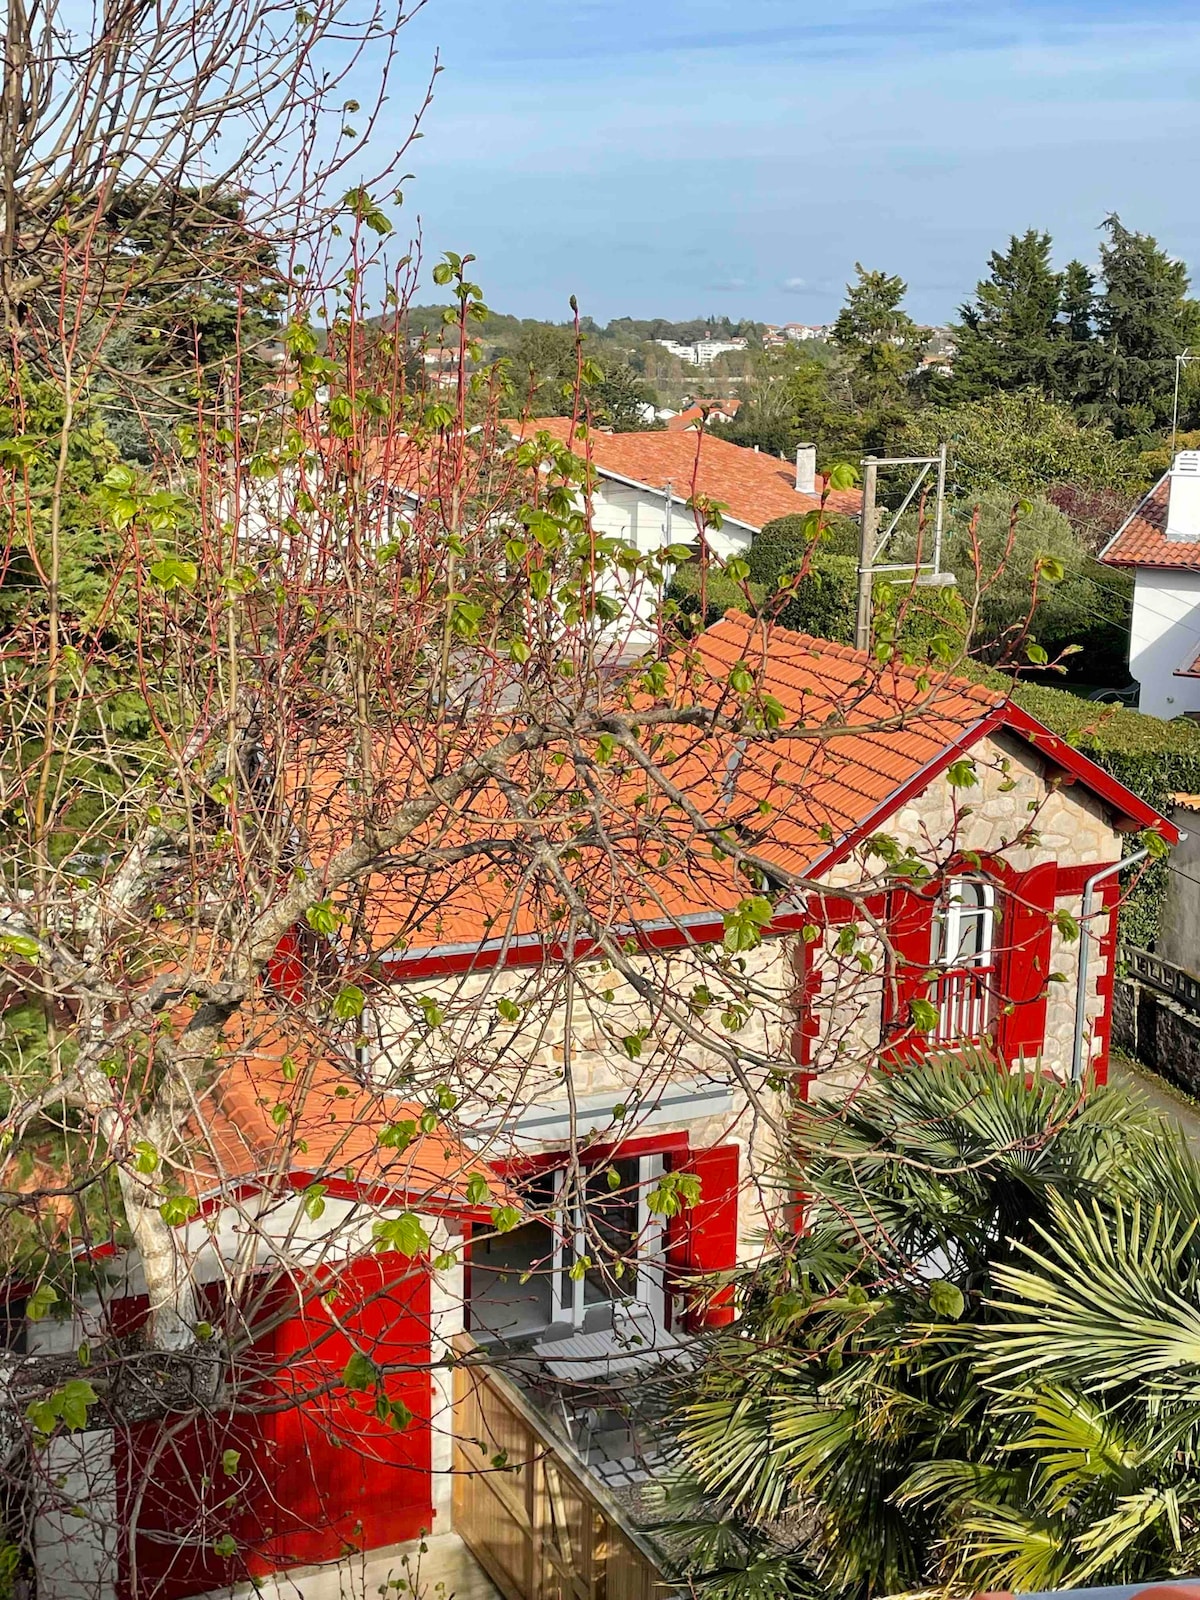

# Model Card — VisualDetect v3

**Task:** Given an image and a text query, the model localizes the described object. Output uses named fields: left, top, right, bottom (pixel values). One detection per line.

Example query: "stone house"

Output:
left=20, top=613, right=1175, bottom=1600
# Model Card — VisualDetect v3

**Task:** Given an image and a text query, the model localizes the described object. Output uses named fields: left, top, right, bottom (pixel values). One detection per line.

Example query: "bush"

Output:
left=945, top=491, right=1132, bottom=683
left=773, top=553, right=858, bottom=642
left=1007, top=677, right=1200, bottom=948
left=746, top=511, right=859, bottom=587
left=665, top=562, right=765, bottom=626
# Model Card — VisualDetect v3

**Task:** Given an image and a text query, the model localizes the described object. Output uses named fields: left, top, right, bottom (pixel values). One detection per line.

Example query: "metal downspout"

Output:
left=1070, top=847, right=1148, bottom=1083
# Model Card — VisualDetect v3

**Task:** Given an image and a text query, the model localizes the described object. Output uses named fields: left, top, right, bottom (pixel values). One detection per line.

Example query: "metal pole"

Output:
left=855, top=457, right=879, bottom=653
left=932, top=442, right=947, bottom=577
left=1173, top=355, right=1183, bottom=460
left=1070, top=847, right=1147, bottom=1082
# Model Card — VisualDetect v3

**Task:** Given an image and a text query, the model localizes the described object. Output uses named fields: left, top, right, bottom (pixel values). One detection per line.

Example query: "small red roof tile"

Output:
left=1101, top=476, right=1200, bottom=570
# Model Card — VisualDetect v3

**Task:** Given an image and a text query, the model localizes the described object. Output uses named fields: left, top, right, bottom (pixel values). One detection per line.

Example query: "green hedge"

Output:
left=1006, top=679, right=1200, bottom=948
left=745, top=511, right=860, bottom=587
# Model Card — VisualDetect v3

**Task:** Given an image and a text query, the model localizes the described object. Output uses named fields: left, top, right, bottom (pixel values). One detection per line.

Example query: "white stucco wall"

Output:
left=1129, top=567, right=1200, bottom=719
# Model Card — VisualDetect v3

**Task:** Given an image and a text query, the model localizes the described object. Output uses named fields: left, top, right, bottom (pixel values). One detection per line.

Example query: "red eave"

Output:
left=1000, top=702, right=1180, bottom=843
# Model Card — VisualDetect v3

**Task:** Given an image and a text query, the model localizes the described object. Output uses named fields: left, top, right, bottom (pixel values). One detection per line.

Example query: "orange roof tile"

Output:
left=289, top=614, right=1004, bottom=959
left=1101, top=475, right=1200, bottom=569
left=507, top=419, right=861, bottom=530
left=184, top=1005, right=502, bottom=1212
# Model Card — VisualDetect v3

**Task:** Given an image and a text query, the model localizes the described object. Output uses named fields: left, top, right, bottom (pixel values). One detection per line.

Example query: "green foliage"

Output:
left=832, top=265, right=923, bottom=407
left=1003, top=679, right=1200, bottom=947
left=745, top=512, right=859, bottom=587
left=673, top=1056, right=1200, bottom=1598
left=590, top=361, right=658, bottom=430
left=903, top=390, right=1143, bottom=498
left=666, top=562, right=765, bottom=626
left=944, top=491, right=1132, bottom=679
left=1092, top=216, right=1200, bottom=437
left=950, top=229, right=1097, bottom=405
left=773, top=554, right=857, bottom=644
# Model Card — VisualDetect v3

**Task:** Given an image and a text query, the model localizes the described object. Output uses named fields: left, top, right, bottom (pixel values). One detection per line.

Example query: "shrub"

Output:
left=773, top=553, right=858, bottom=642
left=665, top=562, right=765, bottom=626
left=745, top=510, right=859, bottom=587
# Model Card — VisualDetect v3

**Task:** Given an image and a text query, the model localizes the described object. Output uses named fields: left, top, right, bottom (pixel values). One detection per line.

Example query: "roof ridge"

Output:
left=710, top=609, right=1003, bottom=705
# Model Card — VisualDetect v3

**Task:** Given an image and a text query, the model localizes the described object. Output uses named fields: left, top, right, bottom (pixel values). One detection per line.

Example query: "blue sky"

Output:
left=359, top=0, right=1200, bottom=325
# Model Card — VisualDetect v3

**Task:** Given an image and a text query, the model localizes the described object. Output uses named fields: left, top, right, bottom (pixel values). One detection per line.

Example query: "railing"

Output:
left=451, top=1332, right=674, bottom=1600
left=933, top=966, right=993, bottom=1043
left=1124, top=946, right=1200, bottom=1015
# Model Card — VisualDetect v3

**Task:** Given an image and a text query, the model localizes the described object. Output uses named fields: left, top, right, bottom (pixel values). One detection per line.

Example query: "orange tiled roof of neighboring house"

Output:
left=286, top=612, right=1004, bottom=958
left=1101, top=475, right=1200, bottom=569
left=184, top=1004, right=502, bottom=1212
left=507, top=419, right=862, bottom=530
left=666, top=400, right=741, bottom=431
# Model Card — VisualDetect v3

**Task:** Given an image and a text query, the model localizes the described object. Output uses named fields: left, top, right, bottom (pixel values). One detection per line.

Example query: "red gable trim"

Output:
left=999, top=703, right=1180, bottom=843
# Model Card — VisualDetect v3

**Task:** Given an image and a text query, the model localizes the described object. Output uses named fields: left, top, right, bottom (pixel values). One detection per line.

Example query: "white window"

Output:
left=931, top=878, right=996, bottom=1040
left=467, top=1153, right=667, bottom=1343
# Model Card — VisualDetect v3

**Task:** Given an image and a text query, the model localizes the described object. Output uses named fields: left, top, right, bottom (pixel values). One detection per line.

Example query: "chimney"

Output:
left=795, top=443, right=817, bottom=496
left=1167, top=451, right=1200, bottom=542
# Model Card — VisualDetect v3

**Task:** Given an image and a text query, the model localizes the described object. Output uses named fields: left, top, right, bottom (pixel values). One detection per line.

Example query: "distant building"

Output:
left=654, top=337, right=747, bottom=367
left=783, top=323, right=829, bottom=343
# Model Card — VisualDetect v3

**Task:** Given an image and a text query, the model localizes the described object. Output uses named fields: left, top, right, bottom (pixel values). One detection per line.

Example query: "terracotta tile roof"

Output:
left=506, top=419, right=862, bottom=530
left=183, top=1004, right=502, bottom=1212
left=666, top=401, right=740, bottom=430
left=1101, top=475, right=1200, bottom=569
left=289, top=613, right=1004, bottom=958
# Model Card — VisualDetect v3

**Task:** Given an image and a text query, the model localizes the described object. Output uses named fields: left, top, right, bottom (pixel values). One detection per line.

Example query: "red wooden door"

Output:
left=995, top=862, right=1056, bottom=1066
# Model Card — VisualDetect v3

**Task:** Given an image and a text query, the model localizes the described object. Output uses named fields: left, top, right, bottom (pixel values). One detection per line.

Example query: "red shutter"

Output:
left=882, top=885, right=936, bottom=1063
left=997, top=862, right=1056, bottom=1067
left=667, top=1144, right=740, bottom=1330
left=267, top=928, right=306, bottom=1002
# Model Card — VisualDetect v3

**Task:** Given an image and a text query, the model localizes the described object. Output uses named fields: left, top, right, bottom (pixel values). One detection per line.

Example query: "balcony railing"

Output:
left=933, top=966, right=993, bottom=1044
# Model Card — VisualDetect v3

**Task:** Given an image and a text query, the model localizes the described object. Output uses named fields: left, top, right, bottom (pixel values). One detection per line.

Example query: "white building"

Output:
left=1101, top=452, right=1200, bottom=719
left=653, top=338, right=747, bottom=367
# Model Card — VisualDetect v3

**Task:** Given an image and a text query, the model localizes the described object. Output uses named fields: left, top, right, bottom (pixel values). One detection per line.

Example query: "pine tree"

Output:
left=950, top=230, right=1067, bottom=399
left=1092, top=215, right=1200, bottom=436
left=831, top=265, right=922, bottom=447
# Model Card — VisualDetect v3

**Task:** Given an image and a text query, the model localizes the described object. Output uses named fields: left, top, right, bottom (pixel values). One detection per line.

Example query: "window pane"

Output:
left=581, top=1157, right=640, bottom=1306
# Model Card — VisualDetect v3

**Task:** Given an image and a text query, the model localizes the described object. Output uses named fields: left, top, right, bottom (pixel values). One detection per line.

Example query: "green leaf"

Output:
left=0, top=931, right=40, bottom=961
left=909, top=997, right=940, bottom=1033
left=372, top=1212, right=431, bottom=1255
left=496, top=996, right=521, bottom=1023
left=332, top=983, right=366, bottom=1020
left=212, top=1534, right=238, bottom=1559
left=159, top=1195, right=199, bottom=1226
left=379, top=1120, right=416, bottom=1151
left=27, top=1284, right=58, bottom=1321
left=132, top=1140, right=159, bottom=1174
left=222, top=1450, right=242, bottom=1476
left=946, top=758, right=978, bottom=789
left=465, top=1172, right=491, bottom=1206
left=827, top=462, right=859, bottom=491
left=148, top=558, right=198, bottom=592
left=342, top=1350, right=378, bottom=1391
left=490, top=1205, right=521, bottom=1233
left=303, top=1184, right=327, bottom=1221
left=929, top=1279, right=965, bottom=1320
left=305, top=899, right=341, bottom=936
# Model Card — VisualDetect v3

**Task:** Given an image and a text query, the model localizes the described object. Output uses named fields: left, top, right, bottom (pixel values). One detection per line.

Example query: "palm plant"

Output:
left=666, top=1055, right=1200, bottom=1598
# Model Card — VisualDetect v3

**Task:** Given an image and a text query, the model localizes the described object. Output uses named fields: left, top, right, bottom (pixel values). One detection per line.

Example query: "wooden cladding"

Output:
left=451, top=1334, right=671, bottom=1600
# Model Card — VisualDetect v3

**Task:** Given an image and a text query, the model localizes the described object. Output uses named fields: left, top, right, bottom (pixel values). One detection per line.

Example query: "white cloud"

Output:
left=782, top=276, right=807, bottom=292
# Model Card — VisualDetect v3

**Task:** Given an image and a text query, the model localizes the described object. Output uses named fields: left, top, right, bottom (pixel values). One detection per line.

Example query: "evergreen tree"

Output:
left=831, top=265, right=922, bottom=449
left=1092, top=215, right=1200, bottom=436
left=1055, top=257, right=1099, bottom=407
left=951, top=230, right=1066, bottom=399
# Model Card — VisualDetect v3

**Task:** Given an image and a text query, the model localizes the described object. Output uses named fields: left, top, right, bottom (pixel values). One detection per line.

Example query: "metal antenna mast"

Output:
left=1173, top=351, right=1197, bottom=458
left=855, top=444, right=951, bottom=653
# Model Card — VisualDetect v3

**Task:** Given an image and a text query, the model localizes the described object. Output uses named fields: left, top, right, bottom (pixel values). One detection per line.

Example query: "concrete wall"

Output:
left=1157, top=802, right=1200, bottom=976
left=1129, top=568, right=1200, bottom=719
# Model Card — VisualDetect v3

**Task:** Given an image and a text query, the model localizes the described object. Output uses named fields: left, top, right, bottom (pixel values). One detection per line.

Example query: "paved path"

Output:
left=1109, top=1054, right=1200, bottom=1153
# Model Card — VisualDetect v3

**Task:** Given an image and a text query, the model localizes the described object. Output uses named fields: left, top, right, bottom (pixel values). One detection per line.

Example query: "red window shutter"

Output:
left=882, top=885, right=936, bottom=1061
left=667, top=1144, right=740, bottom=1330
left=997, top=862, right=1056, bottom=1066
left=267, top=928, right=306, bottom=1002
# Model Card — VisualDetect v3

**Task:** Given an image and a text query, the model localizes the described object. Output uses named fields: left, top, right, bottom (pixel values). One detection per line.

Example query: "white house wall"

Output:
left=1129, top=568, right=1200, bottom=719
